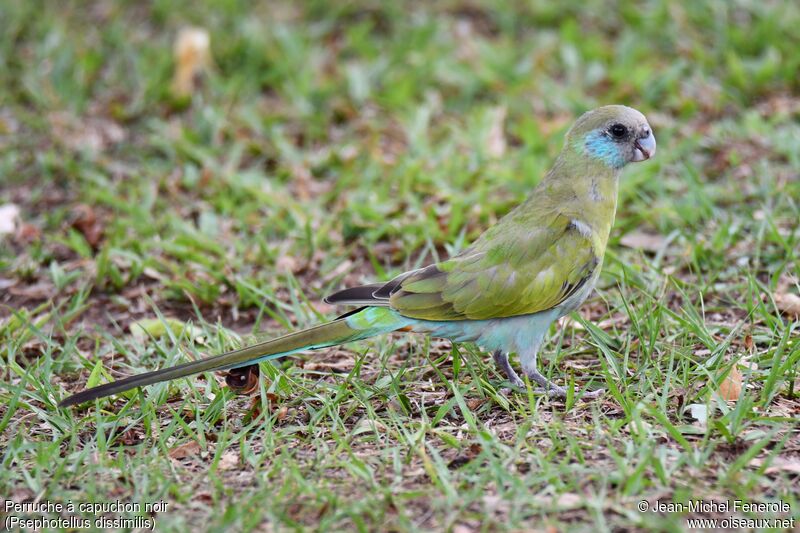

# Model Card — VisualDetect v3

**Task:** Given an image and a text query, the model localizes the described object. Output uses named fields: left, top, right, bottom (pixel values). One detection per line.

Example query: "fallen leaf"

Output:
left=15, top=223, right=41, bottom=243
left=172, top=27, right=212, bottom=98
left=217, top=451, right=239, bottom=471
left=532, top=492, right=582, bottom=509
left=466, top=398, right=484, bottom=410
left=775, top=291, right=800, bottom=320
left=320, top=259, right=353, bottom=283
left=314, top=301, right=335, bottom=315
left=130, top=317, right=205, bottom=343
left=554, top=493, right=582, bottom=508
left=116, top=429, right=143, bottom=446
left=688, top=403, right=708, bottom=426
left=275, top=255, right=299, bottom=273
left=486, top=106, right=507, bottom=158
left=744, top=334, right=753, bottom=351
left=71, top=204, right=104, bottom=247
left=0, top=204, right=20, bottom=235
left=276, top=405, right=289, bottom=421
left=718, top=366, right=742, bottom=401
left=142, top=267, right=166, bottom=281
left=353, top=418, right=386, bottom=434
left=225, top=365, right=260, bottom=394
left=620, top=230, right=667, bottom=252
left=751, top=456, right=800, bottom=475
left=168, top=440, right=201, bottom=459
left=49, top=112, right=125, bottom=154
left=194, top=491, right=213, bottom=504
left=8, top=281, right=55, bottom=299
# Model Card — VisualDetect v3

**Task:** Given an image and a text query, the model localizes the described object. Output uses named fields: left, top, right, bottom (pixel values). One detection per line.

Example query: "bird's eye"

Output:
left=608, top=124, right=628, bottom=139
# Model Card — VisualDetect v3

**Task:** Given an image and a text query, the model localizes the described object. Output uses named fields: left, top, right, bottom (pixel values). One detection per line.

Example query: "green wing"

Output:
left=387, top=213, right=600, bottom=321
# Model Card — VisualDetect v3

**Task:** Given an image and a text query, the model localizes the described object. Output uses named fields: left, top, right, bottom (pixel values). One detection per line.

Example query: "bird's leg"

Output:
left=492, top=350, right=525, bottom=388
left=524, top=367, right=568, bottom=398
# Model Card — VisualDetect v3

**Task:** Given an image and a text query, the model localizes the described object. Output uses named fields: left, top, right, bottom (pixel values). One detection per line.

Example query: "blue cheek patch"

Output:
left=583, top=131, right=626, bottom=168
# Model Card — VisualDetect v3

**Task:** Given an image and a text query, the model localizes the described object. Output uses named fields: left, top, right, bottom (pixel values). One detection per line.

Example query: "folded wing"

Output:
left=325, top=213, right=599, bottom=321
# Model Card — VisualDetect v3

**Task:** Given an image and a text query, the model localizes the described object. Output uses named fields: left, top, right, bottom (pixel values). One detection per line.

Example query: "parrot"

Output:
left=59, top=105, right=655, bottom=408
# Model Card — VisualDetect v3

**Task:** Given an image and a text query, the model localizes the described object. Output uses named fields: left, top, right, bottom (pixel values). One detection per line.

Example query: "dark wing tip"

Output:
left=325, top=269, right=424, bottom=306
left=324, top=283, right=384, bottom=305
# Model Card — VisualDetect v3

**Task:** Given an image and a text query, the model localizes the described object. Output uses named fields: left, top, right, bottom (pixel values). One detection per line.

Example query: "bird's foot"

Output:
left=526, top=383, right=605, bottom=399
left=491, top=352, right=603, bottom=400
left=524, top=368, right=604, bottom=400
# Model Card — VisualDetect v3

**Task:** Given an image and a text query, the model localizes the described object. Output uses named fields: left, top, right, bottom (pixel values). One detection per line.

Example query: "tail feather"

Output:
left=59, top=307, right=412, bottom=407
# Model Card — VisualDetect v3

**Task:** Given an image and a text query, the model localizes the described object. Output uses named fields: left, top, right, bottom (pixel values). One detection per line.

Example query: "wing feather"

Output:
left=325, top=213, right=600, bottom=321
left=389, top=213, right=599, bottom=320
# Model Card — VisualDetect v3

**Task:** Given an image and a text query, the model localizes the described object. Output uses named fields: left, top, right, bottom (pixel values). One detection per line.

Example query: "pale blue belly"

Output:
left=409, top=309, right=561, bottom=356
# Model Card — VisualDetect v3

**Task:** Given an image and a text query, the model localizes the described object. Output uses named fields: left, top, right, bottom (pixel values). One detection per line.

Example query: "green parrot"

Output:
left=60, top=105, right=655, bottom=407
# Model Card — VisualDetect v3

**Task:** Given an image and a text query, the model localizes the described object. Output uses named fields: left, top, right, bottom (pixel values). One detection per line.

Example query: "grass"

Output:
left=1, top=0, right=799, bottom=530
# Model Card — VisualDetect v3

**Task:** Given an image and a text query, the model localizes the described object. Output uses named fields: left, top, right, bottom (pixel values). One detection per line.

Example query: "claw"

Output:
left=539, top=385, right=605, bottom=399
left=491, top=350, right=604, bottom=401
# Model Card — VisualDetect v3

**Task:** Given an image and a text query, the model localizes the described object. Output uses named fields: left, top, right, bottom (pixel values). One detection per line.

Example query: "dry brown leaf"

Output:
left=117, top=429, right=143, bottom=447
left=533, top=492, right=583, bottom=509
left=217, top=451, right=239, bottom=471
left=718, top=366, right=742, bottom=401
left=49, top=112, right=125, bottom=154
left=775, top=291, right=800, bottom=320
left=275, top=255, right=299, bottom=274
left=265, top=392, right=279, bottom=403
left=194, top=491, right=213, bottom=504
left=554, top=493, right=583, bottom=508
left=744, top=334, right=753, bottom=351
left=71, top=204, right=104, bottom=247
left=620, top=230, right=667, bottom=252
left=466, top=398, right=485, bottom=410
left=168, top=440, right=201, bottom=459
left=172, top=27, right=212, bottom=98
left=354, top=419, right=387, bottom=434
left=751, top=456, right=800, bottom=475
left=15, top=223, right=41, bottom=244
left=9, top=281, right=55, bottom=299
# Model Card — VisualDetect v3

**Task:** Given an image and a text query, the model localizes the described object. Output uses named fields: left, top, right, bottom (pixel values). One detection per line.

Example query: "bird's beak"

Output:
left=632, top=130, right=656, bottom=162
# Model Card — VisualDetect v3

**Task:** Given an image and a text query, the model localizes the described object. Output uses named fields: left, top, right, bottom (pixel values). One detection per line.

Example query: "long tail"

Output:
left=59, top=307, right=413, bottom=407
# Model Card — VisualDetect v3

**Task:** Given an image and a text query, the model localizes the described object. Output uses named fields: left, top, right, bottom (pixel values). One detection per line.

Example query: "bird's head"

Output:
left=566, top=105, right=656, bottom=169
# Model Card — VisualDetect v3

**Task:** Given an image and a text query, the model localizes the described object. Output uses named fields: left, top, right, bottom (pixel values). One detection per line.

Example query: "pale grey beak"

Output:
left=632, top=129, right=656, bottom=162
